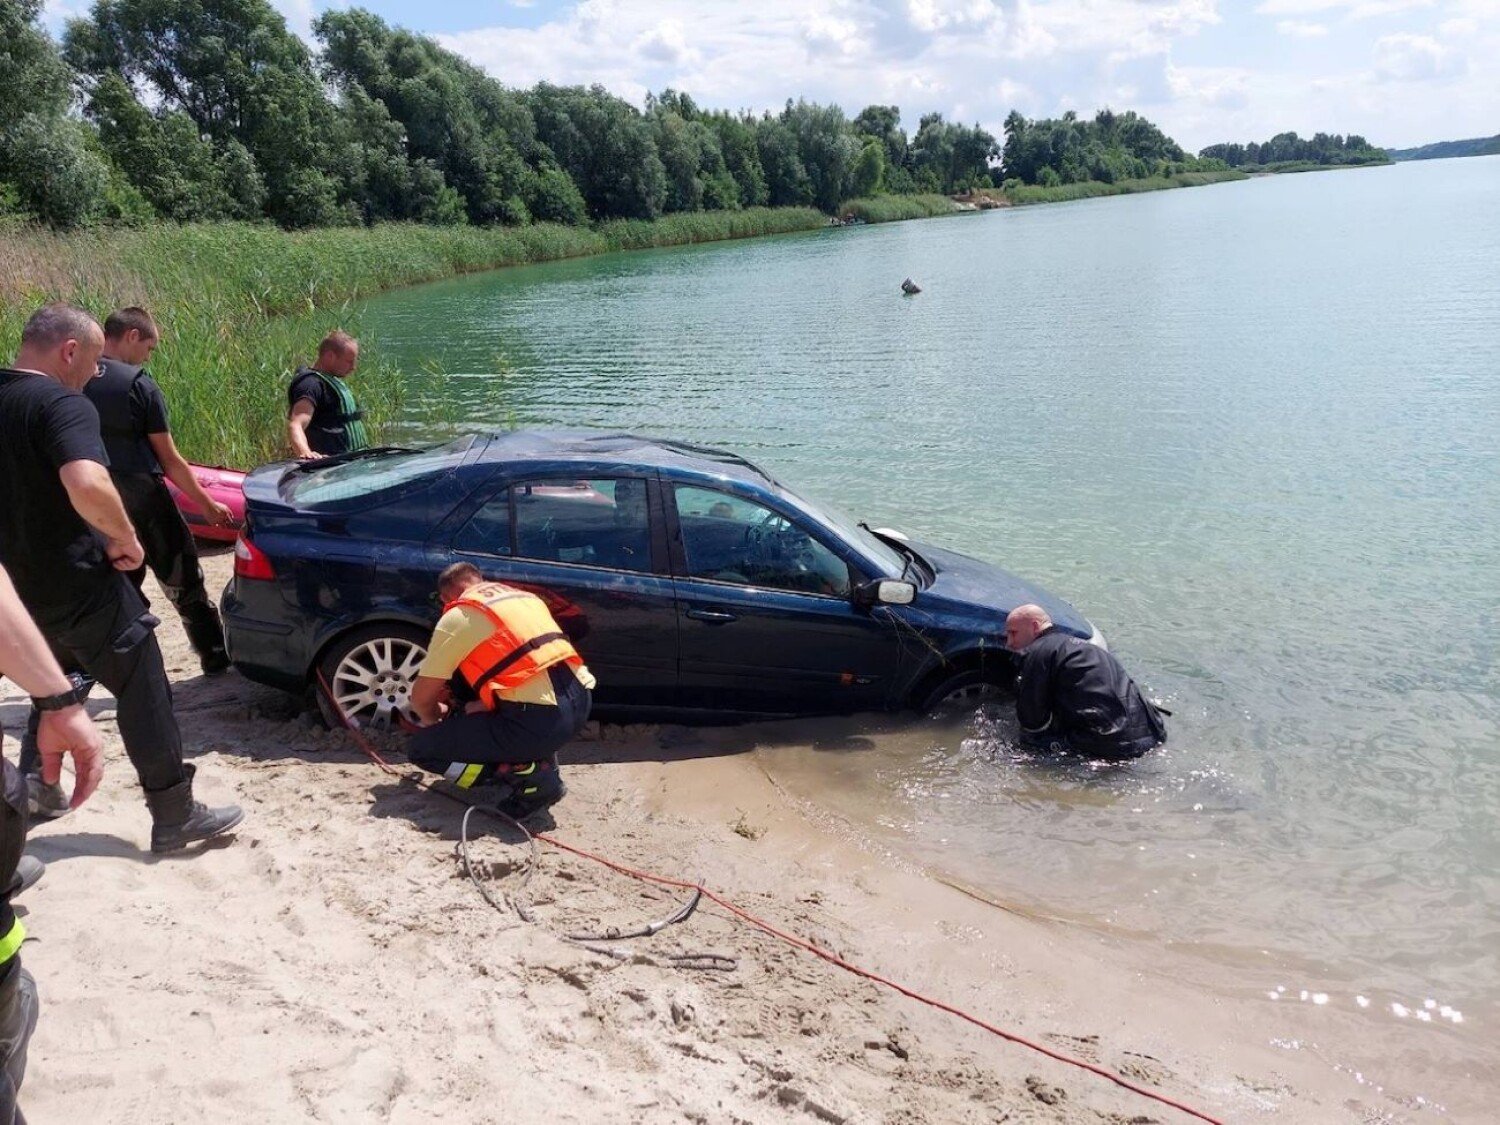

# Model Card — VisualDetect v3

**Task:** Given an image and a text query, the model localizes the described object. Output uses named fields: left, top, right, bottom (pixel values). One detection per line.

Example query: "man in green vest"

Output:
left=286, top=330, right=369, bottom=459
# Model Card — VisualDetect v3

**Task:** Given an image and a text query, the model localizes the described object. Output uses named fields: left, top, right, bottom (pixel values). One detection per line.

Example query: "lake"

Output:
left=364, top=155, right=1500, bottom=1107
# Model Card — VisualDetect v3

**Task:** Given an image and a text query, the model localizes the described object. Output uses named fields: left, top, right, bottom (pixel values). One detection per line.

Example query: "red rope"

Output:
left=315, top=674, right=1226, bottom=1125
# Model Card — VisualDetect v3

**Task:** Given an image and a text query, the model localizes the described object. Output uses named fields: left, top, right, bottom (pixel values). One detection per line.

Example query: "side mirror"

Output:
left=855, top=579, right=916, bottom=607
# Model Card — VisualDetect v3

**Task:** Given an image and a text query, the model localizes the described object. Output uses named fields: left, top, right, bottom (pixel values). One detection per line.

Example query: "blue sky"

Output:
left=47, top=1, right=1499, bottom=150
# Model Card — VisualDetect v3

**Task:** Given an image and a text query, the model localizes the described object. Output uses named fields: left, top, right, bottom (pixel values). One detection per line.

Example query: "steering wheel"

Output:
left=744, top=511, right=789, bottom=558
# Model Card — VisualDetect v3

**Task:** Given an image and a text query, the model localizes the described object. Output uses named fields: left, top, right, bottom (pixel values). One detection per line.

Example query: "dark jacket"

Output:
left=1016, top=626, right=1166, bottom=760
left=84, top=357, right=163, bottom=476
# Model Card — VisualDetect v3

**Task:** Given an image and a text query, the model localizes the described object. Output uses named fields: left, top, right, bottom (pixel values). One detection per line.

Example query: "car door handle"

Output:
left=685, top=607, right=738, bottom=624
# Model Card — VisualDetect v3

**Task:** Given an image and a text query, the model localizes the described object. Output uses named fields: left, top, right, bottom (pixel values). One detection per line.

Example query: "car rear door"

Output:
left=440, top=474, right=679, bottom=712
left=666, top=482, right=902, bottom=716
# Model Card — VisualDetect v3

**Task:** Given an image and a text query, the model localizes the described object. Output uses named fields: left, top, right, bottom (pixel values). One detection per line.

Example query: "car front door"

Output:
left=442, top=475, right=679, bottom=712
left=667, top=483, right=902, bottom=716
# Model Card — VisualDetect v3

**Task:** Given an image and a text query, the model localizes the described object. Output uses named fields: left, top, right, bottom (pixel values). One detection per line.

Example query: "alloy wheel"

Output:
left=936, top=681, right=1005, bottom=707
left=329, top=635, right=427, bottom=730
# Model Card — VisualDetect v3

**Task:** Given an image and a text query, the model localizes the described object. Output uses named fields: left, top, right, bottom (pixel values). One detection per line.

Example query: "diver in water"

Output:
left=1004, top=604, right=1166, bottom=761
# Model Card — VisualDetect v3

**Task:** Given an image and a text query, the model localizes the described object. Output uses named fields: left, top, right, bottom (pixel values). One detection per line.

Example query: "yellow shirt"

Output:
left=419, top=604, right=595, bottom=705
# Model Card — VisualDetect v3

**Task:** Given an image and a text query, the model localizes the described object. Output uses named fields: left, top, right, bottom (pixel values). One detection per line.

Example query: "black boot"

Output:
left=5, top=855, right=45, bottom=898
left=145, top=764, right=244, bottom=854
left=493, top=760, right=566, bottom=821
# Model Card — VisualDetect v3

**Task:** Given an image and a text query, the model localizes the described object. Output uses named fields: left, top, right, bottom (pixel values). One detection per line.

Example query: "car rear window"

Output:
left=284, top=440, right=471, bottom=507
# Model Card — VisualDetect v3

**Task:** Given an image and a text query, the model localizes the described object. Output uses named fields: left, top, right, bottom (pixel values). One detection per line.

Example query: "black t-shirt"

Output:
left=83, top=357, right=170, bottom=476
left=1016, top=626, right=1166, bottom=759
left=0, top=369, right=113, bottom=626
left=287, top=367, right=356, bottom=456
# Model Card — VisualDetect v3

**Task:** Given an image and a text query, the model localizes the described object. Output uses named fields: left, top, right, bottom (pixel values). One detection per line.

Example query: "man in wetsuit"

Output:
left=83, top=307, right=234, bottom=675
left=0, top=561, right=105, bottom=1124
left=407, top=563, right=594, bottom=820
left=1004, top=604, right=1166, bottom=761
left=0, top=304, right=243, bottom=853
left=286, top=331, right=367, bottom=459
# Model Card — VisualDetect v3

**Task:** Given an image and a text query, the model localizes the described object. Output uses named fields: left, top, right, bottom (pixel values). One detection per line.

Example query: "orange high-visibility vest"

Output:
left=447, top=582, right=582, bottom=708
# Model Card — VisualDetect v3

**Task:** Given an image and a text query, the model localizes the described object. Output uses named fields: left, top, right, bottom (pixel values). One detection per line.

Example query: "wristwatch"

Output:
left=31, top=685, right=89, bottom=711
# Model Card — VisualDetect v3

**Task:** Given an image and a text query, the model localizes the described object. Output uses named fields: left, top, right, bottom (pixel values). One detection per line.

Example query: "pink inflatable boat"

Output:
left=166, top=464, right=247, bottom=543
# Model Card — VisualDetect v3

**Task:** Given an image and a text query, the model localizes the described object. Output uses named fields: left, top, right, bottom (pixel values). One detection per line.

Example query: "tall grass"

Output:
left=997, top=169, right=1247, bottom=205
left=598, top=207, right=825, bottom=250
left=0, top=210, right=829, bottom=465
left=838, top=194, right=958, bottom=223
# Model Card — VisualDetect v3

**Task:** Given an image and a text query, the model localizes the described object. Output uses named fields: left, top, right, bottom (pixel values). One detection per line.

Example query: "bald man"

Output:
left=1004, top=604, right=1166, bottom=761
left=0, top=304, right=242, bottom=852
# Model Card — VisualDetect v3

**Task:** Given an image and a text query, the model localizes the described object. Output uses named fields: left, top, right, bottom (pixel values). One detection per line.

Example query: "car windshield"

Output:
left=779, top=488, right=908, bottom=579
left=284, top=440, right=471, bottom=506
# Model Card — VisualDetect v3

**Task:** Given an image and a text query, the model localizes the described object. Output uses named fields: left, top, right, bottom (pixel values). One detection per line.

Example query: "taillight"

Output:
left=234, top=535, right=276, bottom=580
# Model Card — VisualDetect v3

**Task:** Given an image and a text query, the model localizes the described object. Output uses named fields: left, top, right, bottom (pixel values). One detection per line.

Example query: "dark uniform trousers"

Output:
left=0, top=756, right=36, bottom=1124
left=20, top=575, right=187, bottom=794
left=110, top=473, right=226, bottom=662
left=408, top=666, right=591, bottom=787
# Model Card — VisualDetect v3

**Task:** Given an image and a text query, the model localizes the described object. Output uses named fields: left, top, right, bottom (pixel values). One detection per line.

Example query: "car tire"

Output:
left=918, top=667, right=1011, bottom=713
left=315, top=623, right=430, bottom=732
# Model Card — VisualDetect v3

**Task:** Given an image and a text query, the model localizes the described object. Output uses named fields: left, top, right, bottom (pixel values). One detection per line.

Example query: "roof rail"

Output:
left=642, top=436, right=780, bottom=486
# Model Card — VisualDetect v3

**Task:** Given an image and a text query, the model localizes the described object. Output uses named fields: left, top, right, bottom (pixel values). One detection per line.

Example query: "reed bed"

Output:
left=838, top=194, right=959, bottom=223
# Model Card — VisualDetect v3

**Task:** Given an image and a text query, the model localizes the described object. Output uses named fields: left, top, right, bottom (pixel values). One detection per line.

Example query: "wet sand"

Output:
left=1, top=554, right=1461, bottom=1123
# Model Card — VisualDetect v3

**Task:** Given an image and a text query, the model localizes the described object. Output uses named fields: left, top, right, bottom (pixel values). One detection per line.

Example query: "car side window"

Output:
left=511, top=478, right=652, bottom=573
left=674, top=486, right=851, bottom=598
left=454, top=489, right=512, bottom=555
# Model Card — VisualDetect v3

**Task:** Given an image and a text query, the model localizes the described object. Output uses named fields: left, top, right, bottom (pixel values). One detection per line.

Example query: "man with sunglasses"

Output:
left=0, top=304, right=242, bottom=853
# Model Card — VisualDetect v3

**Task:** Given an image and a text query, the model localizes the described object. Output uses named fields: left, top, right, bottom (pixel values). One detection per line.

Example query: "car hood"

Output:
left=910, top=541, right=1094, bottom=639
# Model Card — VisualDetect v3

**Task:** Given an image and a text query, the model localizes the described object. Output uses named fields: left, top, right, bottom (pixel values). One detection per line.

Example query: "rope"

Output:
left=314, top=673, right=1226, bottom=1124
left=456, top=802, right=735, bottom=971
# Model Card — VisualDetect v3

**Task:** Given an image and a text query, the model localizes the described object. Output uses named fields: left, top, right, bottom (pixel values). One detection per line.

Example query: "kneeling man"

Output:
left=1004, top=604, right=1166, bottom=761
left=409, top=564, right=594, bottom=819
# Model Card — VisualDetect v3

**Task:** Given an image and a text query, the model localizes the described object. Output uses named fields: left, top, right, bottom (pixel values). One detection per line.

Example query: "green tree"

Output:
left=85, top=71, right=261, bottom=221
left=781, top=99, right=859, bottom=212
left=4, top=115, right=113, bottom=228
left=0, top=0, right=117, bottom=227
left=852, top=104, right=907, bottom=170
left=522, top=166, right=587, bottom=225
left=849, top=139, right=886, bottom=197
left=529, top=84, right=666, bottom=219
left=315, top=8, right=539, bottom=225
left=755, top=115, right=811, bottom=207
left=68, top=0, right=351, bottom=227
left=707, top=111, right=767, bottom=207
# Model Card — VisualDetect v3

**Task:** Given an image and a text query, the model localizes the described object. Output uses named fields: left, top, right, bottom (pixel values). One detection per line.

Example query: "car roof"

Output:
left=477, top=430, right=781, bottom=488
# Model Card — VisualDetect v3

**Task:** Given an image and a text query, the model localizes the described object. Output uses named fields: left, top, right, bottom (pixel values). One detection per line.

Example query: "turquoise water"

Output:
left=364, top=157, right=1499, bottom=1100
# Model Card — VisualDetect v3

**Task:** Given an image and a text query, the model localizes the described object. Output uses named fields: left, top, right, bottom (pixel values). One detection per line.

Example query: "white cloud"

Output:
left=1276, top=18, right=1331, bottom=34
left=1167, top=63, right=1253, bottom=110
left=905, top=0, right=1002, bottom=33
left=433, top=0, right=1498, bottom=152
left=633, top=21, right=697, bottom=65
left=1254, top=0, right=1434, bottom=16
left=1437, top=17, right=1480, bottom=36
left=1372, top=31, right=1468, bottom=80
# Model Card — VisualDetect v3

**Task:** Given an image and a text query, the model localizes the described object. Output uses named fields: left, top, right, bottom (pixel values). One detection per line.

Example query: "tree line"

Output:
left=997, top=108, right=1224, bottom=188
left=0, top=0, right=1006, bottom=230
left=1198, top=132, right=1388, bottom=170
left=3, top=1, right=1374, bottom=234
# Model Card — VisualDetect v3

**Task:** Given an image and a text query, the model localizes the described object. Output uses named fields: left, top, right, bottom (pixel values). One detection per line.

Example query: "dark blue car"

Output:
left=223, top=431, right=1103, bottom=728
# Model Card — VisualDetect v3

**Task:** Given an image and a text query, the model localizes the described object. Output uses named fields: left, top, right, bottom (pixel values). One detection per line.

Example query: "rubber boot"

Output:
left=145, top=764, right=244, bottom=854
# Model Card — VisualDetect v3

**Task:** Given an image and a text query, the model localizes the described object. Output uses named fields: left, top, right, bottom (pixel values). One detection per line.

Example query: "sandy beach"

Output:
left=0, top=553, right=1444, bottom=1124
